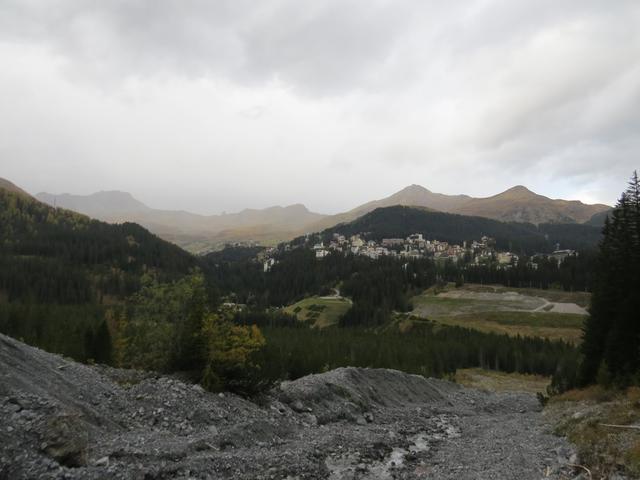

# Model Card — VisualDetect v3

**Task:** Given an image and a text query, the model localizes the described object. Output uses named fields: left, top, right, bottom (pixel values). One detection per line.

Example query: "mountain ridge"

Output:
left=305, top=183, right=610, bottom=233
left=0, top=177, right=32, bottom=198
left=9, top=176, right=611, bottom=251
left=34, top=190, right=326, bottom=252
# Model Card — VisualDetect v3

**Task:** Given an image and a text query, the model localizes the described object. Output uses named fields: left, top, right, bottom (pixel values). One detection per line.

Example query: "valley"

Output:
left=1, top=173, right=638, bottom=478
left=2, top=3, right=638, bottom=477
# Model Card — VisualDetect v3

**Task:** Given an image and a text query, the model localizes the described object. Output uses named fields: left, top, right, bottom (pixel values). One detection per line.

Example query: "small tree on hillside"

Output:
left=200, top=313, right=266, bottom=394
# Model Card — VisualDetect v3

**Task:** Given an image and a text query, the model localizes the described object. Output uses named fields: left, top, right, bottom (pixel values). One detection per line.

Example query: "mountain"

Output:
left=453, top=185, right=610, bottom=225
left=35, top=191, right=327, bottom=253
left=36, top=190, right=149, bottom=215
left=306, top=184, right=610, bottom=233
left=322, top=205, right=603, bottom=253
left=32, top=183, right=611, bottom=250
left=305, top=185, right=469, bottom=232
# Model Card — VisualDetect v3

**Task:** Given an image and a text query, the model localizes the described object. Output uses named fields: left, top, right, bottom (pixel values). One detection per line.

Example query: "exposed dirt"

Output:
left=0, top=333, right=585, bottom=479
left=533, top=301, right=588, bottom=315
left=412, top=290, right=544, bottom=319
left=438, top=290, right=546, bottom=310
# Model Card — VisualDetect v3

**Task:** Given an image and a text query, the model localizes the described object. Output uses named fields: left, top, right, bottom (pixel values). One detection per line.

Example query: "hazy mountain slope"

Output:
left=36, top=191, right=149, bottom=215
left=306, top=184, right=468, bottom=232
left=0, top=177, right=32, bottom=197
left=32, top=182, right=611, bottom=248
left=351, top=184, right=471, bottom=214
left=36, top=191, right=327, bottom=252
left=584, top=209, right=612, bottom=227
left=453, top=186, right=611, bottom=225
left=305, top=184, right=609, bottom=234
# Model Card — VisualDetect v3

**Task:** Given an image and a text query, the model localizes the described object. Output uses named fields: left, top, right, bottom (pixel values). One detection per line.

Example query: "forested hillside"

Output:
left=0, top=187, right=198, bottom=360
left=321, top=206, right=602, bottom=253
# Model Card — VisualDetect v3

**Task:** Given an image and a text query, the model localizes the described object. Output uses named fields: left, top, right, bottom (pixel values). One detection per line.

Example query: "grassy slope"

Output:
left=283, top=296, right=352, bottom=328
left=455, top=368, right=550, bottom=394
left=428, top=312, right=584, bottom=343
left=547, top=386, right=640, bottom=477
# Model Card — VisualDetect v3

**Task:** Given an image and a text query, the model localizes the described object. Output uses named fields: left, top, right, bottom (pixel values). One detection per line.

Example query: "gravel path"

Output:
left=0, top=334, right=580, bottom=479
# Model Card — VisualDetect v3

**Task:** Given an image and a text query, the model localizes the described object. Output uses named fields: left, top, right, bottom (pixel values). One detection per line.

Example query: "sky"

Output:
left=1, top=1, right=639, bottom=215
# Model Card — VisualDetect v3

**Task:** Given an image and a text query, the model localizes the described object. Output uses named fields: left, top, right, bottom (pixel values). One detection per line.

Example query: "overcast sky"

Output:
left=1, top=1, right=638, bottom=214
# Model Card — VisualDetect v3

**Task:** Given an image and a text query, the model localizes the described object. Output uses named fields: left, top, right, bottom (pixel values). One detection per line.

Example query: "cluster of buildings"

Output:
left=261, top=233, right=577, bottom=272
left=312, top=233, right=502, bottom=264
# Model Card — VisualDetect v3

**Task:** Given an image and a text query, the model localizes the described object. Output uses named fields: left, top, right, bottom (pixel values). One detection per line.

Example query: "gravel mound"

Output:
left=279, top=367, right=458, bottom=424
left=0, top=333, right=582, bottom=479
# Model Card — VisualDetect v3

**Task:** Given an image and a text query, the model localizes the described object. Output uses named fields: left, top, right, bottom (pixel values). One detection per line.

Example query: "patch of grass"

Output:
left=548, top=386, right=640, bottom=477
left=455, top=368, right=550, bottom=394
left=625, top=441, right=640, bottom=476
left=553, top=385, right=617, bottom=403
left=282, top=296, right=352, bottom=328
left=463, top=311, right=585, bottom=328
left=429, top=312, right=584, bottom=343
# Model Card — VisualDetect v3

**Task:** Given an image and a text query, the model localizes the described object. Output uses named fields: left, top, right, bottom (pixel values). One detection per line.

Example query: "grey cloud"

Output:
left=0, top=0, right=415, bottom=94
left=0, top=0, right=638, bottom=211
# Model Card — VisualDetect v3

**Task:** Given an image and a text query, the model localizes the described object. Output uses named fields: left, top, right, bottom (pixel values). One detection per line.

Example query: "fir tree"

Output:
left=579, top=172, right=640, bottom=385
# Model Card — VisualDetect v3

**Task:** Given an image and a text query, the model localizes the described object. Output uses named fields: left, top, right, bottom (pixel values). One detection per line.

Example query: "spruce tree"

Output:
left=580, top=172, right=640, bottom=385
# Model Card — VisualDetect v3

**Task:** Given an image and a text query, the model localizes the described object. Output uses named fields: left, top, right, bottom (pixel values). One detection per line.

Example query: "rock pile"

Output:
left=0, top=333, right=581, bottom=479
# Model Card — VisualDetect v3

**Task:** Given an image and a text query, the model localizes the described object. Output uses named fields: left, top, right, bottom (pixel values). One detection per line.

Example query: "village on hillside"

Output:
left=261, top=232, right=578, bottom=272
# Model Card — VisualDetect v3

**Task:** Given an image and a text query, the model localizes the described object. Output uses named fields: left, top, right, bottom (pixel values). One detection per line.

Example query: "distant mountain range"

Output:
left=0, top=177, right=610, bottom=252
left=34, top=190, right=325, bottom=252
left=306, top=184, right=610, bottom=233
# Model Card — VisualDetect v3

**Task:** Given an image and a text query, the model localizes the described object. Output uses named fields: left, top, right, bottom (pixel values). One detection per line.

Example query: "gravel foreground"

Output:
left=0, top=333, right=581, bottom=479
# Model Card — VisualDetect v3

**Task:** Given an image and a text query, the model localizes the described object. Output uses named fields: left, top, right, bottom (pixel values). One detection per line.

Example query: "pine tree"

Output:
left=580, top=171, right=640, bottom=385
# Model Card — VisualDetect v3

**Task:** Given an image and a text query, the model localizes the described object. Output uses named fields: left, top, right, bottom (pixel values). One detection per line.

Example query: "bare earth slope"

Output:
left=0, top=334, right=583, bottom=479
left=306, top=184, right=463, bottom=232
left=306, top=184, right=610, bottom=233
left=453, top=185, right=610, bottom=225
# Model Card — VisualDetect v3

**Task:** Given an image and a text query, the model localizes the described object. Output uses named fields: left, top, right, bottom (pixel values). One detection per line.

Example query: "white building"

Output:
left=263, top=258, right=276, bottom=272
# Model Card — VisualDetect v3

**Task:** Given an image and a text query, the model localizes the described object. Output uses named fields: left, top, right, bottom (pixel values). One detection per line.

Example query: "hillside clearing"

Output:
left=411, top=284, right=587, bottom=343
left=283, top=296, right=352, bottom=328
left=455, top=368, right=551, bottom=394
